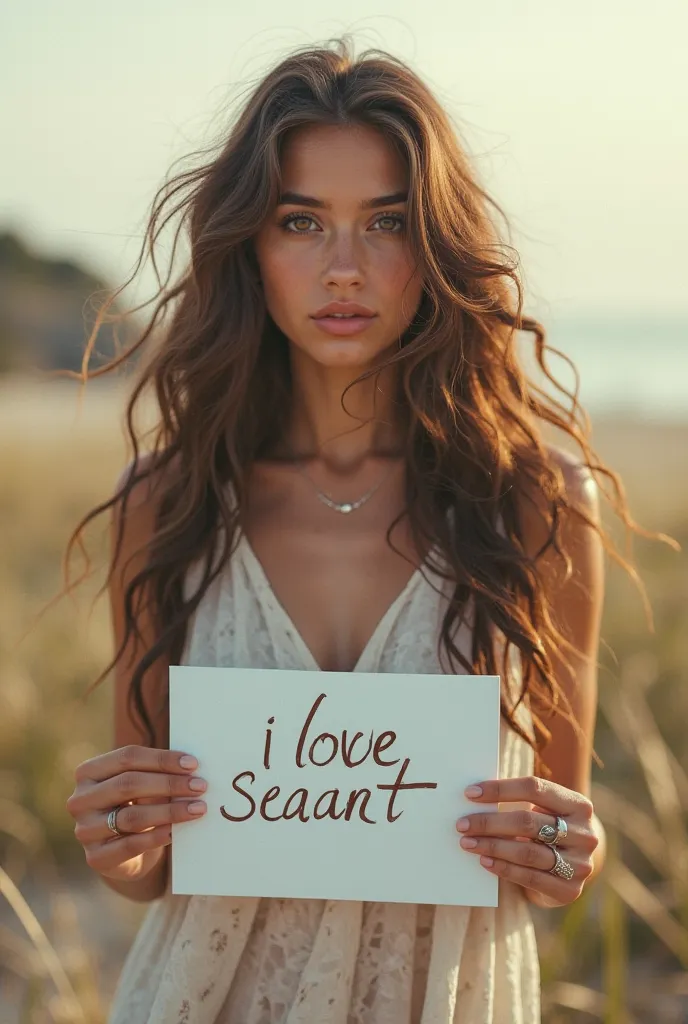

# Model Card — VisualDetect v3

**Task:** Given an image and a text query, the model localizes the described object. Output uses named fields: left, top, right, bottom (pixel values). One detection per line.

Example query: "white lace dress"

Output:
left=108, top=530, right=541, bottom=1023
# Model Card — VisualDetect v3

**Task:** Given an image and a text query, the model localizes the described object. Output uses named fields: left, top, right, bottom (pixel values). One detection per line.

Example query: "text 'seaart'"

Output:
left=169, top=667, right=500, bottom=906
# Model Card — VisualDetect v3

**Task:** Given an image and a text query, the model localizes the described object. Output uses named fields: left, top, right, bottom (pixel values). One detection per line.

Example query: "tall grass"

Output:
left=1, top=379, right=686, bottom=1021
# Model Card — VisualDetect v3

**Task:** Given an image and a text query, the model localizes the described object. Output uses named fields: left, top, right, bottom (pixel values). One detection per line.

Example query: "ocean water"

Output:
left=518, top=314, right=688, bottom=420
left=0, top=315, right=685, bottom=432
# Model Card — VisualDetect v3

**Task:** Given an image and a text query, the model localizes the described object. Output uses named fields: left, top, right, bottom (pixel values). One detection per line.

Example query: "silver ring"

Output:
left=549, top=847, right=575, bottom=880
left=106, top=805, right=128, bottom=838
left=536, top=815, right=568, bottom=846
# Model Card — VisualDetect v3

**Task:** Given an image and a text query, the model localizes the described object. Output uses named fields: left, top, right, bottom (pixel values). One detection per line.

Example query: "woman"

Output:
left=64, top=37, right=658, bottom=1023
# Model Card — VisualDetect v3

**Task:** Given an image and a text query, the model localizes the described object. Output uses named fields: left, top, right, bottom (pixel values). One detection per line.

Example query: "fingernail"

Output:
left=480, top=856, right=494, bottom=867
left=188, top=801, right=207, bottom=815
left=189, top=777, right=207, bottom=791
left=456, top=817, right=470, bottom=832
left=460, top=837, right=478, bottom=849
left=465, top=785, right=483, bottom=798
left=179, top=755, right=198, bottom=769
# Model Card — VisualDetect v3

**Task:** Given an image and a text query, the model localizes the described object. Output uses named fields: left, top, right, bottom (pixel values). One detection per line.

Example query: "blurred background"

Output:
left=1, top=3, right=687, bottom=1021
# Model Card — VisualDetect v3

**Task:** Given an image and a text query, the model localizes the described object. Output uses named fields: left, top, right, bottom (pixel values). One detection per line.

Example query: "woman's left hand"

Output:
left=456, top=775, right=600, bottom=907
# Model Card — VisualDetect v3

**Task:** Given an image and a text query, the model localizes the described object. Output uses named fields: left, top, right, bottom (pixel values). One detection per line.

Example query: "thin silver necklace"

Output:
left=294, top=459, right=397, bottom=514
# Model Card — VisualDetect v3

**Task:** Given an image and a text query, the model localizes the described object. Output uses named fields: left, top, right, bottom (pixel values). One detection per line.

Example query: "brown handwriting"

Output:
left=377, top=757, right=437, bottom=822
left=218, top=694, right=437, bottom=825
left=294, top=694, right=400, bottom=769
left=263, top=716, right=275, bottom=770
left=219, top=764, right=437, bottom=824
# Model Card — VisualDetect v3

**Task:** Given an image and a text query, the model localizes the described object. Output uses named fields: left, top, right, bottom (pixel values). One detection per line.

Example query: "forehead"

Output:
left=279, top=123, right=408, bottom=195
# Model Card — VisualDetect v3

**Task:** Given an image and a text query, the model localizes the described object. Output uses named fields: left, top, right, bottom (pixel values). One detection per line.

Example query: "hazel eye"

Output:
left=373, top=213, right=405, bottom=233
left=278, top=211, right=406, bottom=234
left=280, top=213, right=318, bottom=233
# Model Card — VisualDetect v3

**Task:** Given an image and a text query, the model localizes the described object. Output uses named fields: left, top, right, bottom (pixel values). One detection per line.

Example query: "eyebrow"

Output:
left=277, top=190, right=408, bottom=210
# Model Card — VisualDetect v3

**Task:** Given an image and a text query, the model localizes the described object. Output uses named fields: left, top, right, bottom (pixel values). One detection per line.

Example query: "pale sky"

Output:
left=2, top=0, right=686, bottom=319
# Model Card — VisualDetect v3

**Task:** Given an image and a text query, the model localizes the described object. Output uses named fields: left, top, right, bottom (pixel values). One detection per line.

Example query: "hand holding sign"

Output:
left=456, top=776, right=599, bottom=907
left=66, top=745, right=208, bottom=882
left=170, top=666, right=501, bottom=907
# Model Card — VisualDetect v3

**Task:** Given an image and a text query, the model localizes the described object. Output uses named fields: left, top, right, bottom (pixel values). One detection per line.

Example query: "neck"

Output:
left=280, top=355, right=402, bottom=471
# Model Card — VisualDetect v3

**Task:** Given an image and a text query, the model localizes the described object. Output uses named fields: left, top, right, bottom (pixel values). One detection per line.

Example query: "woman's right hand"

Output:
left=66, top=745, right=208, bottom=882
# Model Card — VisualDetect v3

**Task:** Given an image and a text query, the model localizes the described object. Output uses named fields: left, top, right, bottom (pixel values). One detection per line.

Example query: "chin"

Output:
left=308, top=322, right=403, bottom=367
left=294, top=337, right=387, bottom=371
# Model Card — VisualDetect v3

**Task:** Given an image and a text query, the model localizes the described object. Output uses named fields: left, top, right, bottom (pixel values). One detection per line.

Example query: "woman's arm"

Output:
left=455, top=446, right=607, bottom=906
left=107, top=456, right=177, bottom=901
left=68, top=455, right=205, bottom=904
left=520, top=445, right=607, bottom=905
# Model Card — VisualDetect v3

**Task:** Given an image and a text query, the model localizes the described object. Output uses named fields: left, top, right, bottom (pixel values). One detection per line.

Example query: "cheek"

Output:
left=261, top=252, right=307, bottom=317
left=383, top=259, right=424, bottom=322
left=376, top=245, right=422, bottom=291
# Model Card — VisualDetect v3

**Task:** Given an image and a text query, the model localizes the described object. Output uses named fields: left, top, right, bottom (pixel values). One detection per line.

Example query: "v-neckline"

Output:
left=238, top=530, right=429, bottom=673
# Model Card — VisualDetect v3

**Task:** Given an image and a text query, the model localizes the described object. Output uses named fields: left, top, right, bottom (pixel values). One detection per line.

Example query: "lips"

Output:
left=312, top=301, right=376, bottom=319
left=317, top=314, right=375, bottom=321
left=311, top=314, right=377, bottom=336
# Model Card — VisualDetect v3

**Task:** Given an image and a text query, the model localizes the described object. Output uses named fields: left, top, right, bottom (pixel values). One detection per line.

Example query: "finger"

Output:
left=464, top=777, right=593, bottom=817
left=71, top=770, right=207, bottom=815
left=477, top=853, right=581, bottom=903
left=459, top=835, right=579, bottom=876
left=75, top=745, right=199, bottom=785
left=109, top=798, right=207, bottom=837
left=456, top=808, right=561, bottom=842
left=75, top=799, right=207, bottom=844
left=84, top=825, right=173, bottom=873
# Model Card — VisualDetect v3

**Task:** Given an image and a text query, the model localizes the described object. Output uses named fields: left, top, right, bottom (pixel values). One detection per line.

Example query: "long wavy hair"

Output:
left=54, top=36, right=676, bottom=774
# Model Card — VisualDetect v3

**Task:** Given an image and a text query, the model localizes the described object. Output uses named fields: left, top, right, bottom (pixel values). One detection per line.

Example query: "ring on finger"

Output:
left=549, top=846, right=575, bottom=880
left=536, top=815, right=567, bottom=846
left=106, top=803, right=133, bottom=838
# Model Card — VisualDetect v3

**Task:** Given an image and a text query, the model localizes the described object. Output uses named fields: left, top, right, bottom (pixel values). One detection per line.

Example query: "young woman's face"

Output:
left=253, top=123, right=424, bottom=373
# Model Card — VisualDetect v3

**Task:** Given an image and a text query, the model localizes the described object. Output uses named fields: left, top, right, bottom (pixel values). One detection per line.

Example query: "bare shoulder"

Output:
left=546, top=443, right=600, bottom=516
left=518, top=443, right=601, bottom=561
left=110, top=449, right=184, bottom=559
left=113, top=450, right=179, bottom=519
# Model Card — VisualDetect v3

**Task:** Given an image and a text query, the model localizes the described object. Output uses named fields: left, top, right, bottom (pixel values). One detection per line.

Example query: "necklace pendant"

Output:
left=306, top=465, right=396, bottom=515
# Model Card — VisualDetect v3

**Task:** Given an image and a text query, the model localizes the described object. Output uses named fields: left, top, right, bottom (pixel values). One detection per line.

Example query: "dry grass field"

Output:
left=1, top=376, right=687, bottom=1022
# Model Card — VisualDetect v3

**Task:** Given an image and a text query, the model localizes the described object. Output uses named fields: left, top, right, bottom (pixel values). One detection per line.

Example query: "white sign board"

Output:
left=169, top=667, right=501, bottom=907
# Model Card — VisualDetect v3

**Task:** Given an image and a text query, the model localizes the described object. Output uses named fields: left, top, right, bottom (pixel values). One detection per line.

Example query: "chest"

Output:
left=242, top=503, right=425, bottom=673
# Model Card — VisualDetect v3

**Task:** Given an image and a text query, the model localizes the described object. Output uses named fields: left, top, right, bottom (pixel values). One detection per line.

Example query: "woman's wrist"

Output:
left=99, top=846, right=170, bottom=903
left=524, top=889, right=563, bottom=908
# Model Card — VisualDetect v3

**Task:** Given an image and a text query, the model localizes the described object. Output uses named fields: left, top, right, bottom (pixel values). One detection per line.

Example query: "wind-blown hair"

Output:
left=57, top=36, right=674, bottom=772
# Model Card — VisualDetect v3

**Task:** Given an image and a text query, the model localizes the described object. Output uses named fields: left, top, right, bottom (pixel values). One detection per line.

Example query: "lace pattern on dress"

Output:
left=108, top=527, right=540, bottom=1024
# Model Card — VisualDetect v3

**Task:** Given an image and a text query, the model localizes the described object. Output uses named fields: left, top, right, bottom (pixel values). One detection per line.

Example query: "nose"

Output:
left=321, top=232, right=364, bottom=289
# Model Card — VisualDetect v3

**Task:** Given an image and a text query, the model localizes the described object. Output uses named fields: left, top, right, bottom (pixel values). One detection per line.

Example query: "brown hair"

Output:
left=53, top=36, right=676, bottom=771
